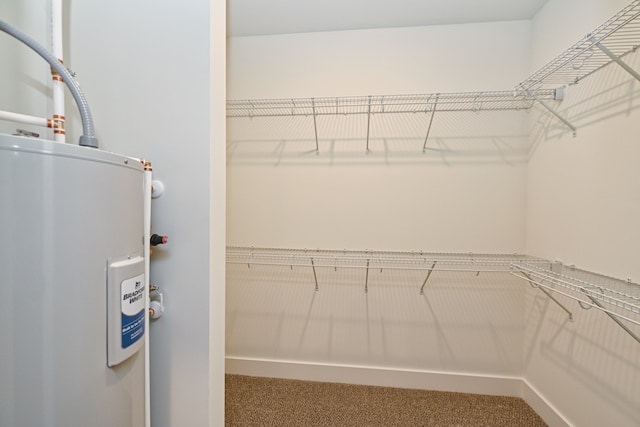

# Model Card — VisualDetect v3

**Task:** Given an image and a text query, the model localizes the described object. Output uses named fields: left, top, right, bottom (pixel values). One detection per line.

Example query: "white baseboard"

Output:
left=226, top=356, right=522, bottom=396
left=521, top=379, right=571, bottom=427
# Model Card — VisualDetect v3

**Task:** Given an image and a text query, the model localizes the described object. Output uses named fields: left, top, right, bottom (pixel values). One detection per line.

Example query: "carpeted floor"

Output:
left=225, top=374, right=548, bottom=426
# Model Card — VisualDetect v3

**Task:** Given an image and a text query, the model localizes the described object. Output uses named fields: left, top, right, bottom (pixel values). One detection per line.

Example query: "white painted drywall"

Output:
left=526, top=0, right=640, bottom=281
left=227, top=21, right=532, bottom=253
left=524, top=1, right=640, bottom=426
left=209, top=0, right=227, bottom=422
left=64, top=2, right=225, bottom=426
left=226, top=4, right=640, bottom=426
left=1, top=1, right=226, bottom=426
left=226, top=20, right=533, bottom=383
left=228, top=21, right=532, bottom=98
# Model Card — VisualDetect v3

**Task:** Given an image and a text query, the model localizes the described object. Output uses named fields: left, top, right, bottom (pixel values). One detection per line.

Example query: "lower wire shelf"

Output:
left=227, top=246, right=640, bottom=343
left=510, top=262, right=640, bottom=342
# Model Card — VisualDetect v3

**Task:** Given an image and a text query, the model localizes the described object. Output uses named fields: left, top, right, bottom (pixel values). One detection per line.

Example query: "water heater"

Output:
left=0, top=133, right=146, bottom=426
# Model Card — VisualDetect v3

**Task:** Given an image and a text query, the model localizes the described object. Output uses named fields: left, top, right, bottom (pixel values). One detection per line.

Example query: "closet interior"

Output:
left=226, top=2, right=640, bottom=426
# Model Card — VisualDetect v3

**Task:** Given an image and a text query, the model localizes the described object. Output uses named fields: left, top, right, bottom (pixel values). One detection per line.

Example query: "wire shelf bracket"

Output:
left=422, top=97, right=438, bottom=153
left=592, top=37, right=640, bottom=83
left=310, top=257, right=319, bottom=291
left=365, top=96, right=372, bottom=154
left=521, top=269, right=574, bottom=321
left=585, top=294, right=640, bottom=345
left=527, top=90, right=577, bottom=136
left=419, top=261, right=438, bottom=295
left=311, top=98, right=319, bottom=153
left=510, top=262, right=640, bottom=344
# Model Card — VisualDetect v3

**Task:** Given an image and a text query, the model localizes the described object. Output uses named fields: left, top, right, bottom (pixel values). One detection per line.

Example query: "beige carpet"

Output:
left=225, top=374, right=548, bottom=426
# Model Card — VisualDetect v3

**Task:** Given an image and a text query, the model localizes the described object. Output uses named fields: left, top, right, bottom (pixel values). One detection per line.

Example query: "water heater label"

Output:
left=121, top=273, right=145, bottom=348
left=107, top=255, right=145, bottom=367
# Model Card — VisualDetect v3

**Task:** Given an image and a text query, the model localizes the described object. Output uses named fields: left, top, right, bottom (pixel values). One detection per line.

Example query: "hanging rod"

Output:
left=226, top=90, right=556, bottom=118
left=517, top=0, right=640, bottom=91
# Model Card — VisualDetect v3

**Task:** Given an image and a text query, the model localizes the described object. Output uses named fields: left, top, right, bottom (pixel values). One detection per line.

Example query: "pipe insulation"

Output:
left=0, top=19, right=98, bottom=148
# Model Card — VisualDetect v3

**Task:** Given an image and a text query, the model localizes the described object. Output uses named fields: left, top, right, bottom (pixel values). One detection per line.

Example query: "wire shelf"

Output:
left=227, top=3, right=640, bottom=141
left=226, top=90, right=557, bottom=118
left=228, top=247, right=640, bottom=340
left=226, top=246, right=549, bottom=273
left=517, top=0, right=640, bottom=91
left=511, top=262, right=640, bottom=328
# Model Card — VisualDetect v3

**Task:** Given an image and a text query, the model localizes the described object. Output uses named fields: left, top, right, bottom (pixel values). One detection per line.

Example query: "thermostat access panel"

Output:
left=107, top=255, right=145, bottom=367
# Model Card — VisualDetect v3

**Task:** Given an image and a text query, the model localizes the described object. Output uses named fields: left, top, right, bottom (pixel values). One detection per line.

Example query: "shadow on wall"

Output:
left=226, top=261, right=527, bottom=376
left=227, top=109, right=530, bottom=166
left=528, top=48, right=640, bottom=153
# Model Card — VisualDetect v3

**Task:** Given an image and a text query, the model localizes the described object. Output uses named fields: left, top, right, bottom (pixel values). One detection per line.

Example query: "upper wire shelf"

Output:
left=226, top=90, right=556, bottom=118
left=226, top=246, right=549, bottom=273
left=227, top=2, right=640, bottom=142
left=517, top=0, right=640, bottom=91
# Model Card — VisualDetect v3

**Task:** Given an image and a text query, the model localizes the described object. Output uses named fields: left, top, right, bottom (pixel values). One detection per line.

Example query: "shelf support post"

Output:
left=419, top=261, right=437, bottom=294
left=311, top=98, right=319, bottom=153
left=310, top=257, right=319, bottom=291
left=592, top=38, right=640, bottom=83
left=527, top=90, right=577, bottom=136
left=422, top=97, right=438, bottom=153
left=585, top=294, right=640, bottom=345
left=366, top=96, right=372, bottom=154
left=364, top=259, right=370, bottom=293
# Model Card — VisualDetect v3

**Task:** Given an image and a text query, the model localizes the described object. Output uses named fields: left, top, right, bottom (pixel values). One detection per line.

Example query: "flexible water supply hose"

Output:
left=0, top=19, right=98, bottom=148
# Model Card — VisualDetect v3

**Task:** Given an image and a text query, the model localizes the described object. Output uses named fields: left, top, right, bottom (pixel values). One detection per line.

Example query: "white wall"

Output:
left=227, top=265, right=527, bottom=379
left=1, top=1, right=226, bottom=426
left=226, top=20, right=534, bottom=387
left=0, top=2, right=50, bottom=137
left=227, top=21, right=533, bottom=253
left=527, top=0, right=640, bottom=282
left=210, top=0, right=227, bottom=423
left=65, top=2, right=226, bottom=425
left=226, top=3, right=640, bottom=426
left=525, top=1, right=640, bottom=426
left=227, top=111, right=529, bottom=253
left=228, top=21, right=531, bottom=98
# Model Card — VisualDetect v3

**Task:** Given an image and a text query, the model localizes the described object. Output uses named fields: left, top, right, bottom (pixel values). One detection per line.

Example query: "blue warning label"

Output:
left=122, top=310, right=145, bottom=348
left=120, top=273, right=146, bottom=348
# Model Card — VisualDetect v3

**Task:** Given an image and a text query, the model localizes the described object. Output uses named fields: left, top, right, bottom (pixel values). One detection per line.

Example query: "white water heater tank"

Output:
left=0, top=133, right=145, bottom=427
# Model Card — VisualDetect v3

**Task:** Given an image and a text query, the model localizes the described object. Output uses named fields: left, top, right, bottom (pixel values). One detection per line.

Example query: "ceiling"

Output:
left=227, top=0, right=551, bottom=37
